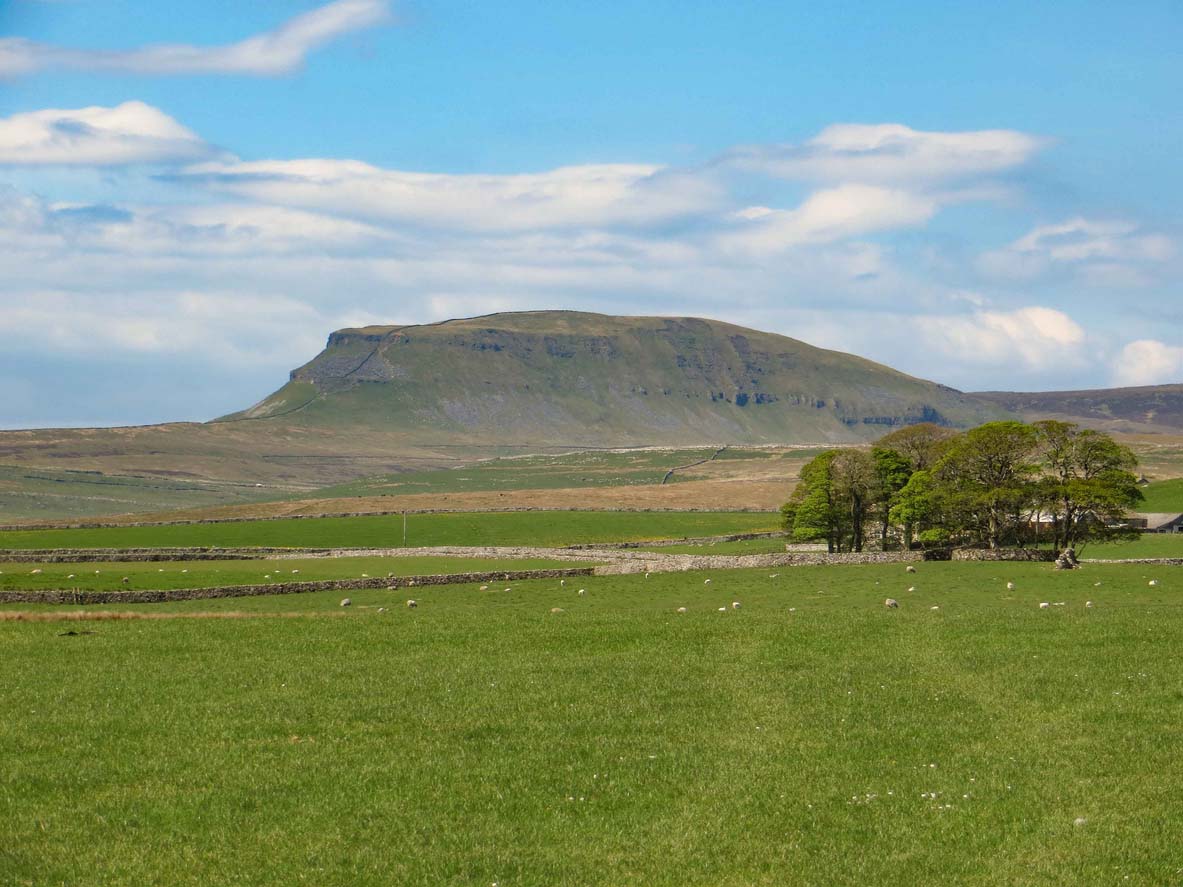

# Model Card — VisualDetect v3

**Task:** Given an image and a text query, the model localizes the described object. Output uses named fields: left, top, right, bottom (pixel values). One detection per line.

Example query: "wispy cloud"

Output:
left=171, top=158, right=726, bottom=231
left=0, top=102, right=217, bottom=165
left=978, top=217, right=1175, bottom=285
left=722, top=123, right=1046, bottom=184
left=0, top=0, right=392, bottom=78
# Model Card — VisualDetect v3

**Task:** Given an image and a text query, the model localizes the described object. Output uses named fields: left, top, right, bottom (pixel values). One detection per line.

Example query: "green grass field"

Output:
left=0, top=556, right=581, bottom=595
left=1137, top=478, right=1183, bottom=513
left=3, top=560, right=1181, bottom=885
left=0, top=510, right=778, bottom=551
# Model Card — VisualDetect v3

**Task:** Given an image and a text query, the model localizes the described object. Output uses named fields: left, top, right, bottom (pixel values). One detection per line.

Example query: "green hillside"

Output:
left=224, top=311, right=1006, bottom=445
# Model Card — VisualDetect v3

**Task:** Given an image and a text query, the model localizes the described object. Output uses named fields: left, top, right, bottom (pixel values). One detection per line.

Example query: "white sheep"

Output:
left=1006, top=581, right=1016, bottom=590
left=340, top=598, right=352, bottom=607
left=704, top=578, right=712, bottom=585
left=30, top=569, right=42, bottom=575
left=906, top=565, right=917, bottom=574
left=885, top=598, right=899, bottom=609
left=405, top=599, right=417, bottom=608
left=1149, top=580, right=1158, bottom=587
left=731, top=601, right=741, bottom=610
left=676, top=607, right=688, bottom=613
left=578, top=589, right=586, bottom=596
left=1039, top=602, right=1050, bottom=609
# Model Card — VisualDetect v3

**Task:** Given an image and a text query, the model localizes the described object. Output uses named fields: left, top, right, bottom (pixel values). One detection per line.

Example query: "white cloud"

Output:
left=0, top=0, right=391, bottom=78
left=1112, top=340, right=1183, bottom=387
left=173, top=158, right=726, bottom=231
left=723, top=123, right=1046, bottom=184
left=0, top=102, right=216, bottom=166
left=978, top=217, right=1175, bottom=283
left=717, top=184, right=938, bottom=254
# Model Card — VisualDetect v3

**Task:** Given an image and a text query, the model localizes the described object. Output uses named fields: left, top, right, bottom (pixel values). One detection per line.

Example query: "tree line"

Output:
left=780, top=421, right=1144, bottom=552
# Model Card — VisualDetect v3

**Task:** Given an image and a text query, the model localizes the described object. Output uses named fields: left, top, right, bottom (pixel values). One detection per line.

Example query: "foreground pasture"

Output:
left=2, top=561, right=1180, bottom=885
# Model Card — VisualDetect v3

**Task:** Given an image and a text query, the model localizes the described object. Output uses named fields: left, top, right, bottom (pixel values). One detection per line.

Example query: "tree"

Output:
left=876, top=423, right=958, bottom=471
left=1031, top=420, right=1143, bottom=549
left=870, top=446, right=913, bottom=549
left=781, top=451, right=843, bottom=552
left=781, top=450, right=877, bottom=552
left=830, top=450, right=878, bottom=552
left=888, top=469, right=941, bottom=548
left=933, top=421, right=1039, bottom=549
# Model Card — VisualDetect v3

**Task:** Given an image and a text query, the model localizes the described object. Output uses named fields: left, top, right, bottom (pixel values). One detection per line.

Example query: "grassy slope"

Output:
left=0, top=556, right=581, bottom=594
left=2, top=562, right=1180, bottom=885
left=0, top=511, right=777, bottom=551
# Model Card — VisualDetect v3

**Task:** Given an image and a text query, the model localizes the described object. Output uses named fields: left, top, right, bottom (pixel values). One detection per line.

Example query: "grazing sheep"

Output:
left=405, top=599, right=417, bottom=608
left=1006, top=581, right=1016, bottom=590
left=30, top=569, right=42, bottom=575
left=340, top=598, right=352, bottom=607
left=769, top=573, right=779, bottom=579
left=66, top=574, right=75, bottom=579
left=377, top=607, right=387, bottom=613
left=121, top=577, right=129, bottom=585
left=479, top=585, right=489, bottom=591
left=930, top=605, right=940, bottom=610
left=560, top=579, right=566, bottom=586
left=885, top=598, right=899, bottom=609
left=550, top=607, right=565, bottom=614
left=1039, top=602, right=1050, bottom=609
left=578, top=589, right=586, bottom=596
left=717, top=607, right=727, bottom=612
left=676, top=607, right=688, bottom=614
left=292, top=570, right=299, bottom=574
left=907, top=586, right=916, bottom=593
left=1149, top=580, right=1158, bottom=587
left=181, top=569, right=188, bottom=573
left=906, top=565, right=917, bottom=574
left=1085, top=601, right=1094, bottom=608
left=731, top=601, right=741, bottom=610
left=704, top=578, right=712, bottom=585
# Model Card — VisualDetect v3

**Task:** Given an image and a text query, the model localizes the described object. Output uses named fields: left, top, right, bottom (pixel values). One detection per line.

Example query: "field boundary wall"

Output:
left=0, top=567, right=594, bottom=605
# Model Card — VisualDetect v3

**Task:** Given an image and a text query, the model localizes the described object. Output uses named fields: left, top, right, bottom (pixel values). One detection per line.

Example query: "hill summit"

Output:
left=225, top=311, right=1004, bottom=445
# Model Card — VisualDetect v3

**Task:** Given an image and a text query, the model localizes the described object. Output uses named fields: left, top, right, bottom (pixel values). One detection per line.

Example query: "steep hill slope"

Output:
left=224, top=311, right=1004, bottom=445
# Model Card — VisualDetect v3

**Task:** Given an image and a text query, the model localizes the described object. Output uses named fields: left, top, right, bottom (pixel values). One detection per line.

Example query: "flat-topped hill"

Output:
left=223, top=311, right=1004, bottom=445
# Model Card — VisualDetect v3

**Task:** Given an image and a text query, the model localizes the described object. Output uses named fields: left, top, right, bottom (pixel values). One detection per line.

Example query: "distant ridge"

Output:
left=222, top=310, right=1008, bottom=445
left=973, top=384, right=1183, bottom=433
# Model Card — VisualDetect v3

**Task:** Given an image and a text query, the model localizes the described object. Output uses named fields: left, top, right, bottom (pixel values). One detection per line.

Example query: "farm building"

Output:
left=1123, top=513, right=1183, bottom=533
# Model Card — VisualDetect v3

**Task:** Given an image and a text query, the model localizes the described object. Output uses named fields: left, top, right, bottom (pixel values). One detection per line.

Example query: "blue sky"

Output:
left=1, top=0, right=1180, bottom=426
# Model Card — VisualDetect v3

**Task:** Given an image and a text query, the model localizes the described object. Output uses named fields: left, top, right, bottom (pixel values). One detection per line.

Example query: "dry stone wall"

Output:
left=0, top=567, right=594, bottom=605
